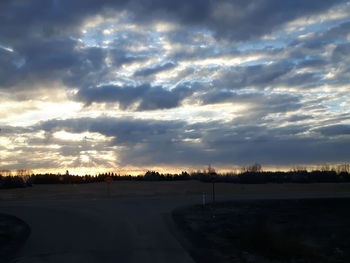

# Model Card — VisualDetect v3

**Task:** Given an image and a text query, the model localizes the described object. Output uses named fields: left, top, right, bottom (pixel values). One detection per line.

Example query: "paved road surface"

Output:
left=0, top=196, right=200, bottom=263
left=1, top=193, right=350, bottom=263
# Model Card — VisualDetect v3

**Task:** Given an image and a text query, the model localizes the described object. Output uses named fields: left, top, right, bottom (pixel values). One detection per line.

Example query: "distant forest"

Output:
left=1, top=163, right=350, bottom=189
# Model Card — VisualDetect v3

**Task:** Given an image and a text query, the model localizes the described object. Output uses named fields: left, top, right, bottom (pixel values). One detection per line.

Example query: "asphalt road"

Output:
left=2, top=193, right=350, bottom=263
left=0, top=196, right=201, bottom=263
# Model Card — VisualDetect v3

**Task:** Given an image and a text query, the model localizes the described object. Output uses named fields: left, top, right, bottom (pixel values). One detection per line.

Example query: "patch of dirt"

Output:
left=173, top=198, right=350, bottom=263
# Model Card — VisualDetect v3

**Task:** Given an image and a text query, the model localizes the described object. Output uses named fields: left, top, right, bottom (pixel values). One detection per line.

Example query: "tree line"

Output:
left=1, top=164, right=350, bottom=189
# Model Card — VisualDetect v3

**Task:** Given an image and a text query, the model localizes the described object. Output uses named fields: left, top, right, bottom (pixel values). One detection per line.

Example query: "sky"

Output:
left=0, top=0, right=350, bottom=174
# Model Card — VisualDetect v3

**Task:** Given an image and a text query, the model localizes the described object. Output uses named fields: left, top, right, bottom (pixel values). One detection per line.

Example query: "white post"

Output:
left=202, top=192, right=206, bottom=207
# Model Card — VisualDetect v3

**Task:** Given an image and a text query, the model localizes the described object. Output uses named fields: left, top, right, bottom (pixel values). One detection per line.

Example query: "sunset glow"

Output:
left=1, top=0, right=349, bottom=173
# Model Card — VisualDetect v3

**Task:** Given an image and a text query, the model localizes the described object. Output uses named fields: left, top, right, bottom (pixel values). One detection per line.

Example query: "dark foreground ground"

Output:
left=173, top=198, right=350, bottom=263
left=1, top=182, right=350, bottom=262
left=0, top=214, right=30, bottom=262
left=2, top=181, right=350, bottom=201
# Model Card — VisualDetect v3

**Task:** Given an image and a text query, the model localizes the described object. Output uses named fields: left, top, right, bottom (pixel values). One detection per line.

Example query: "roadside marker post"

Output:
left=212, top=180, right=216, bottom=204
left=104, top=176, right=113, bottom=198
left=211, top=177, right=216, bottom=220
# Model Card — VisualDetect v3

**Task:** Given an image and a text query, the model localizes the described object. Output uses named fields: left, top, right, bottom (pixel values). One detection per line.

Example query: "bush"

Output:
left=0, top=176, right=26, bottom=189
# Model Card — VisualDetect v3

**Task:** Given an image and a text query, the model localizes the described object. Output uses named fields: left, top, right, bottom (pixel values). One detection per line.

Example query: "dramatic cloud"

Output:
left=200, top=91, right=302, bottom=115
left=0, top=0, right=349, bottom=172
left=28, top=117, right=350, bottom=167
left=2, top=0, right=340, bottom=44
left=316, top=125, right=350, bottom=136
left=211, top=61, right=294, bottom=90
left=134, top=62, right=177, bottom=77
left=75, top=84, right=194, bottom=110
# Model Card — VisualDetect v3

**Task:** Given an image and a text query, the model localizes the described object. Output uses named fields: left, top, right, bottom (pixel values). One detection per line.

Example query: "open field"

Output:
left=1, top=181, right=350, bottom=201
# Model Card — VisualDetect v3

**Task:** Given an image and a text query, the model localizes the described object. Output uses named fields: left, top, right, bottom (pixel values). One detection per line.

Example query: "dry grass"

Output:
left=1, top=181, right=350, bottom=201
left=173, top=198, right=350, bottom=263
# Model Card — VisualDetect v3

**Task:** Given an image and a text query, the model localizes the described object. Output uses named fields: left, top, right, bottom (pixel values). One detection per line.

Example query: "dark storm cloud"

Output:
left=32, top=116, right=350, bottom=166
left=75, top=84, right=194, bottom=110
left=278, top=72, right=323, bottom=88
left=0, top=48, right=22, bottom=88
left=316, top=125, right=350, bottom=136
left=298, top=58, right=327, bottom=69
left=212, top=61, right=294, bottom=90
left=0, top=37, right=108, bottom=90
left=1, top=0, right=345, bottom=44
left=38, top=117, right=187, bottom=146
left=194, top=89, right=305, bottom=127
left=0, top=0, right=346, bottom=92
left=285, top=114, right=314, bottom=123
left=200, top=91, right=302, bottom=114
left=187, top=122, right=350, bottom=165
left=127, top=0, right=345, bottom=40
